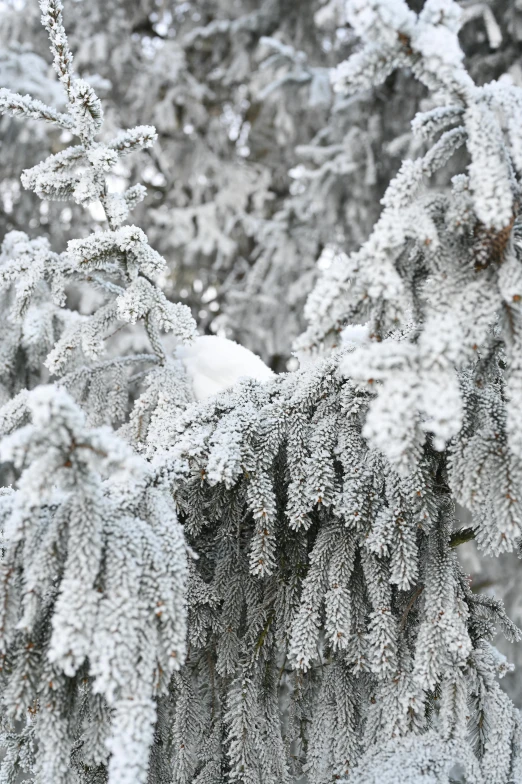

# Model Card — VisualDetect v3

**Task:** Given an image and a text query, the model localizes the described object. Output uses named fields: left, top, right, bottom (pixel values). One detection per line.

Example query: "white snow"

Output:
left=340, top=322, right=371, bottom=348
left=175, top=335, right=275, bottom=400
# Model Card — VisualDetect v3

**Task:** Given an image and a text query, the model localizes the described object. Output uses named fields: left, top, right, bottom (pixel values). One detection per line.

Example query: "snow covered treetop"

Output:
left=304, top=0, right=522, bottom=347
left=0, top=0, right=196, bottom=395
left=296, top=0, right=522, bottom=481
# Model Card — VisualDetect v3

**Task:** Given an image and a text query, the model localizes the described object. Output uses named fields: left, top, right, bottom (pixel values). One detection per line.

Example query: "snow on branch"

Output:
left=0, top=387, right=189, bottom=784
left=0, top=87, right=75, bottom=129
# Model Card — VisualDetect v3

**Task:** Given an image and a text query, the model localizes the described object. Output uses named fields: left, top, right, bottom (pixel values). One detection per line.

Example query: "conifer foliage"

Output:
left=0, top=1, right=193, bottom=782
left=2, top=1, right=522, bottom=783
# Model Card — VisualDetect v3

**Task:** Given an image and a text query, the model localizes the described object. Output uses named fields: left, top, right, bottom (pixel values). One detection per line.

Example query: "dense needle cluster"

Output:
left=1, top=1, right=522, bottom=783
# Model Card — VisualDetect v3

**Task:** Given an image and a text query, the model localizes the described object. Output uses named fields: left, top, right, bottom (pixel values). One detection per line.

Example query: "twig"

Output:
left=400, top=584, right=424, bottom=630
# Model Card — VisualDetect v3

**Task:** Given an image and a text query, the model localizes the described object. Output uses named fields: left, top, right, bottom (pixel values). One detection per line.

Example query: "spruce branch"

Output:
left=39, top=0, right=75, bottom=100
left=0, top=88, right=75, bottom=129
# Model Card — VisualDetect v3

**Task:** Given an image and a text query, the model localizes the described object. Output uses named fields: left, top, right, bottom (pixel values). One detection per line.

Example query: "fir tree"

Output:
left=2, top=1, right=522, bottom=783
left=0, top=2, right=194, bottom=781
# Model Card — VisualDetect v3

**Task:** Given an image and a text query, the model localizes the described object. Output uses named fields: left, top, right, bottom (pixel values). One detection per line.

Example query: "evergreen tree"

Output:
left=2, top=1, right=522, bottom=783
left=0, top=2, right=194, bottom=780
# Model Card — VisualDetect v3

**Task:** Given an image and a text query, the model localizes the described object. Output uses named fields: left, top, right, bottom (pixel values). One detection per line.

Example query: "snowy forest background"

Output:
left=2, top=0, right=522, bottom=782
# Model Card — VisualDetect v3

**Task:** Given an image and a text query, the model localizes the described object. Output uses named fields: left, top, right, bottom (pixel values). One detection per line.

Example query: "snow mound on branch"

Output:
left=340, top=322, right=371, bottom=348
left=175, top=335, right=275, bottom=400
